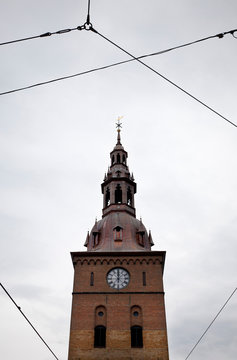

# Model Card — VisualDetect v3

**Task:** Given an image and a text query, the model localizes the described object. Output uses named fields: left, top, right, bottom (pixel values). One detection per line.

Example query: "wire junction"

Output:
left=0, top=8, right=236, bottom=130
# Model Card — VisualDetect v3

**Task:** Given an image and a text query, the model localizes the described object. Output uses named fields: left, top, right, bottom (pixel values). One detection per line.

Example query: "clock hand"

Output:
left=117, top=269, right=120, bottom=288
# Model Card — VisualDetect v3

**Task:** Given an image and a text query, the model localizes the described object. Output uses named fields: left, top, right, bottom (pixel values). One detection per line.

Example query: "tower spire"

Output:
left=100, top=118, right=137, bottom=220
left=116, top=116, right=123, bottom=145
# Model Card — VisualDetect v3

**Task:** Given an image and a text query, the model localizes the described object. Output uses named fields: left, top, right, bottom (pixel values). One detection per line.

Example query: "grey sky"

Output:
left=0, top=1, right=237, bottom=359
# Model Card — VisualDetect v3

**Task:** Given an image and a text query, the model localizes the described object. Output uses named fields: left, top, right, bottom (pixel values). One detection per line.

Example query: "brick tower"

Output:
left=68, top=121, right=169, bottom=360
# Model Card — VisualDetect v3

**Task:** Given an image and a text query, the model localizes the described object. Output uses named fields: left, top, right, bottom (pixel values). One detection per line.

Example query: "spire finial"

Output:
left=116, top=116, right=123, bottom=145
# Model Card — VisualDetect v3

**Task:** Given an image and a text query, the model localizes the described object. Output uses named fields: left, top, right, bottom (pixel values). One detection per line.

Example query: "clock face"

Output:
left=107, top=268, right=130, bottom=289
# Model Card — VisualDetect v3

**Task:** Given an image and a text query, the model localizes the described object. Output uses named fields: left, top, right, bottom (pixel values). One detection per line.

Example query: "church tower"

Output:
left=68, top=121, right=169, bottom=360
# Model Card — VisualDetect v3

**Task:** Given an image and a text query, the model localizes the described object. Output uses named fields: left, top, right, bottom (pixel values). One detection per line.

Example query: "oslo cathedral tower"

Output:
left=68, top=121, right=169, bottom=360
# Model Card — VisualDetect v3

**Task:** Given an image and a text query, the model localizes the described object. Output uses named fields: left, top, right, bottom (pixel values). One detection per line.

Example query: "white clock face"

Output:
left=107, top=268, right=130, bottom=289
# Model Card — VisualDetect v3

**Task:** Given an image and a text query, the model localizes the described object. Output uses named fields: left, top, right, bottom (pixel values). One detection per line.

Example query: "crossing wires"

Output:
left=0, top=3, right=237, bottom=128
left=0, top=29, right=236, bottom=95
left=1, top=27, right=237, bottom=129
left=92, top=28, right=237, bottom=128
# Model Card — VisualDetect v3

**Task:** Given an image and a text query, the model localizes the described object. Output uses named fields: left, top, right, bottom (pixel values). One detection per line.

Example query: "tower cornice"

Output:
left=71, top=250, right=166, bottom=273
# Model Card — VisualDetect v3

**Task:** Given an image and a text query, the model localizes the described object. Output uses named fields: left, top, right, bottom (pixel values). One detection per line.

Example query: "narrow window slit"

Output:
left=117, top=153, right=120, bottom=163
left=127, top=186, right=132, bottom=206
left=106, top=187, right=110, bottom=206
left=115, top=184, right=122, bottom=204
left=90, top=272, right=94, bottom=286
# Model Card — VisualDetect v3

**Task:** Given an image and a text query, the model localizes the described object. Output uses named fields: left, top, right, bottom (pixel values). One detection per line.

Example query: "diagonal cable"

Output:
left=1, top=27, right=237, bottom=128
left=0, top=283, right=60, bottom=360
left=0, top=25, right=85, bottom=46
left=0, top=32, right=236, bottom=96
left=184, top=287, right=237, bottom=359
left=0, top=58, right=135, bottom=95
left=92, top=28, right=237, bottom=128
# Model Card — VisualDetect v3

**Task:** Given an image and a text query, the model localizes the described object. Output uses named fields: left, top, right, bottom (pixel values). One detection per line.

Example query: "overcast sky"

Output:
left=0, top=1, right=237, bottom=359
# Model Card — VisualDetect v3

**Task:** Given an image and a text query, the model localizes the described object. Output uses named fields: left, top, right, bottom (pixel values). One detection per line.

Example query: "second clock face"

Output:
left=107, top=268, right=130, bottom=289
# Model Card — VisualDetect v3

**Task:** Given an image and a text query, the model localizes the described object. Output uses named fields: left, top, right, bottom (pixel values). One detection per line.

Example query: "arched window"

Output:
left=112, top=155, right=115, bottom=165
left=94, top=325, right=106, bottom=348
left=117, top=153, right=120, bottom=163
left=115, top=184, right=122, bottom=204
left=113, top=226, right=123, bottom=241
left=122, top=154, right=126, bottom=164
left=127, top=187, right=132, bottom=206
left=136, top=231, right=145, bottom=246
left=92, top=231, right=100, bottom=247
left=95, top=305, right=107, bottom=326
left=131, top=326, right=143, bottom=348
left=130, top=305, right=143, bottom=327
left=106, top=188, right=110, bottom=206
left=93, top=233, right=97, bottom=246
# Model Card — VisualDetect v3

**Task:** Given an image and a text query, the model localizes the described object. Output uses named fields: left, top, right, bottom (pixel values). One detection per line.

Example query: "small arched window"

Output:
left=106, top=188, right=110, bottom=206
left=122, top=154, right=126, bottom=164
left=115, top=184, right=122, bottom=204
left=112, top=155, right=115, bottom=165
left=95, top=305, right=107, bottom=327
left=131, top=326, right=143, bottom=348
left=93, top=231, right=100, bottom=247
left=113, top=226, right=123, bottom=241
left=136, top=231, right=145, bottom=246
left=94, top=325, right=106, bottom=348
left=117, top=153, right=120, bottom=163
left=127, top=187, right=132, bottom=206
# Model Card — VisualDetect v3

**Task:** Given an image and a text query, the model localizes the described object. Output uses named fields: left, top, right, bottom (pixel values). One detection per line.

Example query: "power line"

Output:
left=0, top=25, right=87, bottom=46
left=0, top=1, right=95, bottom=46
left=184, top=287, right=237, bottom=359
left=0, top=21, right=236, bottom=47
left=1, top=29, right=237, bottom=128
left=0, top=283, right=60, bottom=360
left=1, top=28, right=237, bottom=98
left=93, top=29, right=237, bottom=128
left=0, top=59, right=134, bottom=95
left=144, top=28, right=237, bottom=54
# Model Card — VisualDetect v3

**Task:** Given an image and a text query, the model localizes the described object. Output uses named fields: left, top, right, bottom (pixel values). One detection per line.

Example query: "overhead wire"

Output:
left=1, top=3, right=237, bottom=353
left=0, top=28, right=237, bottom=101
left=0, top=59, right=134, bottom=95
left=0, top=24, right=236, bottom=47
left=184, top=287, right=237, bottom=359
left=0, top=283, right=60, bottom=360
left=1, top=24, right=236, bottom=127
left=0, top=25, right=86, bottom=46
left=92, top=28, right=237, bottom=128
left=0, top=0, right=95, bottom=46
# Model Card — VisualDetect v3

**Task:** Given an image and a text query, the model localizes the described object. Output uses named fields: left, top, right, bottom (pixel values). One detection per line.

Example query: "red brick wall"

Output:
left=68, top=254, right=169, bottom=360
